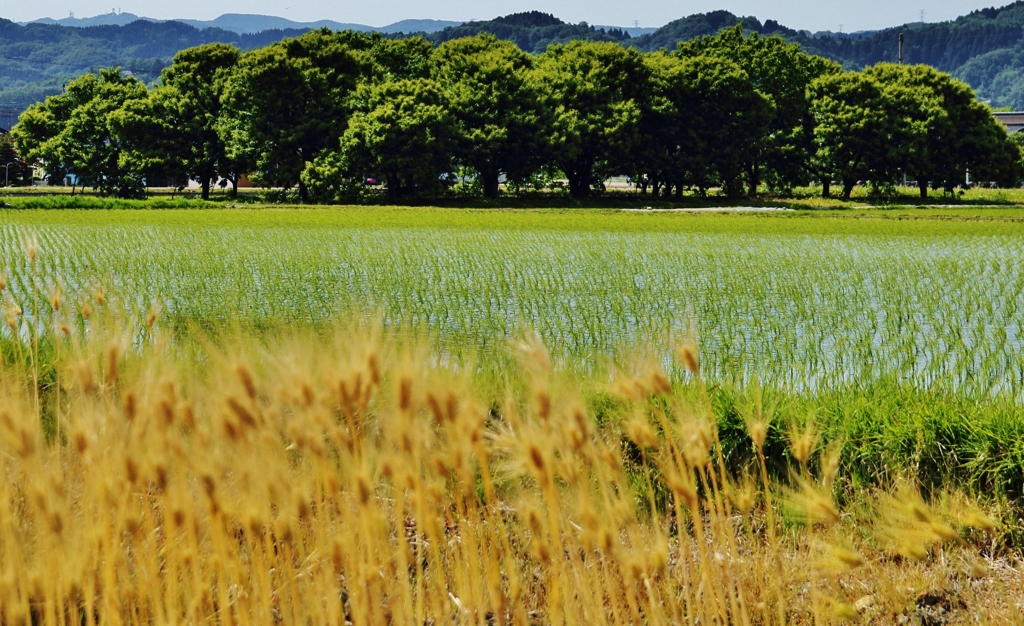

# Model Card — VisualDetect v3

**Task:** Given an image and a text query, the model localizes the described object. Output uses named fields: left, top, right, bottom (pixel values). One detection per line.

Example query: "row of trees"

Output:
left=11, top=26, right=1023, bottom=201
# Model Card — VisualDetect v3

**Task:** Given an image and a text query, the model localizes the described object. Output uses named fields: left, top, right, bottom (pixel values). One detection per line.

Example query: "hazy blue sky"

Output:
left=5, top=0, right=1006, bottom=32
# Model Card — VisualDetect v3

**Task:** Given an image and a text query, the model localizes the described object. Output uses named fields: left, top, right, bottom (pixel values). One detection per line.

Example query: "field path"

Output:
left=622, top=206, right=795, bottom=212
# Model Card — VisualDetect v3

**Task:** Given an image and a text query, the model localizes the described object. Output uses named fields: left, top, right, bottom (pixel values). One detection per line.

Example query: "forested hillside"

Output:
left=424, top=12, right=633, bottom=52
left=0, top=19, right=308, bottom=113
left=7, top=1, right=1024, bottom=118
left=794, top=3, right=1024, bottom=108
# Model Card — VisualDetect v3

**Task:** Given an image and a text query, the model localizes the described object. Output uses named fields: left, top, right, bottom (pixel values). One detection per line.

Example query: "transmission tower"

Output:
left=0, top=107, right=21, bottom=132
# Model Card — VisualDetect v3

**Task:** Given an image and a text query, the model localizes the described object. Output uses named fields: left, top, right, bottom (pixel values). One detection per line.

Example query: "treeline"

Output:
left=11, top=26, right=1023, bottom=202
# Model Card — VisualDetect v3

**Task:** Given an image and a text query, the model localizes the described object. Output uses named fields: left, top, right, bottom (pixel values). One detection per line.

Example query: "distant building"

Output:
left=993, top=112, right=1024, bottom=134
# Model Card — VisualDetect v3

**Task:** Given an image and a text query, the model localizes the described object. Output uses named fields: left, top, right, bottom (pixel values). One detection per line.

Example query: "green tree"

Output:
left=808, top=71, right=900, bottom=199
left=0, top=136, right=15, bottom=180
left=430, top=35, right=545, bottom=198
left=867, top=63, right=1021, bottom=194
left=365, top=36, right=434, bottom=82
left=310, top=78, right=458, bottom=202
left=11, top=78, right=94, bottom=187
left=110, top=91, right=187, bottom=192
left=1001, top=131, right=1024, bottom=186
left=219, top=29, right=364, bottom=202
left=642, top=51, right=772, bottom=198
left=531, top=41, right=648, bottom=198
left=13, top=68, right=148, bottom=197
left=678, top=25, right=841, bottom=195
left=114, top=44, right=241, bottom=199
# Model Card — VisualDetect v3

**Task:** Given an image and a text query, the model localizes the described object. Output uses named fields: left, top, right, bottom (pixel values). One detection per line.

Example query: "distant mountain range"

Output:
left=26, top=12, right=463, bottom=35
left=5, top=3, right=1024, bottom=121
left=24, top=11, right=658, bottom=37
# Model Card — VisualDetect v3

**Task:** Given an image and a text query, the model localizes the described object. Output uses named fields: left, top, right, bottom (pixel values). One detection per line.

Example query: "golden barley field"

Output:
left=0, top=319, right=1020, bottom=624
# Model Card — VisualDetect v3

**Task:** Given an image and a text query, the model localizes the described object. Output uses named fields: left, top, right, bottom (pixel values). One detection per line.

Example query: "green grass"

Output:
left=708, top=380, right=1024, bottom=499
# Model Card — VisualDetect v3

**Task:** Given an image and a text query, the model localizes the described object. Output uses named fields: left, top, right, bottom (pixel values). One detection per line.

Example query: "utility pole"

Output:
left=899, top=32, right=904, bottom=65
left=920, top=9, right=925, bottom=23
left=0, top=107, right=15, bottom=132
left=633, top=20, right=640, bottom=29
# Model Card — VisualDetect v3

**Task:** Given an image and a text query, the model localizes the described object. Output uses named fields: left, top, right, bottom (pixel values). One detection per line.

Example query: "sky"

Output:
left=3, top=0, right=1009, bottom=32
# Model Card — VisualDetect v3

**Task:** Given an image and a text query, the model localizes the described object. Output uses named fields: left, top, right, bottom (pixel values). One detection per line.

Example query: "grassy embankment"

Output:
left=0, top=205, right=1021, bottom=622
left=8, top=183, right=1024, bottom=212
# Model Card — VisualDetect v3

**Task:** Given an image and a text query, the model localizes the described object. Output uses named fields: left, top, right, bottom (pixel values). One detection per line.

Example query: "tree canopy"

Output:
left=114, top=43, right=241, bottom=198
left=14, top=68, right=148, bottom=195
left=531, top=41, right=648, bottom=198
left=430, top=34, right=545, bottom=198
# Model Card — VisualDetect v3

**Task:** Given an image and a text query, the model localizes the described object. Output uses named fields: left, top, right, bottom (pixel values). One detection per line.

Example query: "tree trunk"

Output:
left=298, top=180, right=310, bottom=203
left=565, top=156, right=596, bottom=199
left=231, top=176, right=238, bottom=199
left=482, top=167, right=500, bottom=199
left=724, top=175, right=743, bottom=199
left=842, top=180, right=855, bottom=200
left=567, top=171, right=590, bottom=199
left=919, top=179, right=928, bottom=199
left=386, top=173, right=402, bottom=202
left=821, top=179, right=830, bottom=198
left=201, top=178, right=211, bottom=201
left=748, top=162, right=759, bottom=198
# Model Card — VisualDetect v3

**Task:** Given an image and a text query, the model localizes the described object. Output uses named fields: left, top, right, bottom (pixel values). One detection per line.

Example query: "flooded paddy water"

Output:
left=0, top=219, right=1020, bottom=394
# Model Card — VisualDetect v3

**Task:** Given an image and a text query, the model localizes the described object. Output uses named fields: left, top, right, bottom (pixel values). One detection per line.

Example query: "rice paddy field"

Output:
left=0, top=204, right=1023, bottom=624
